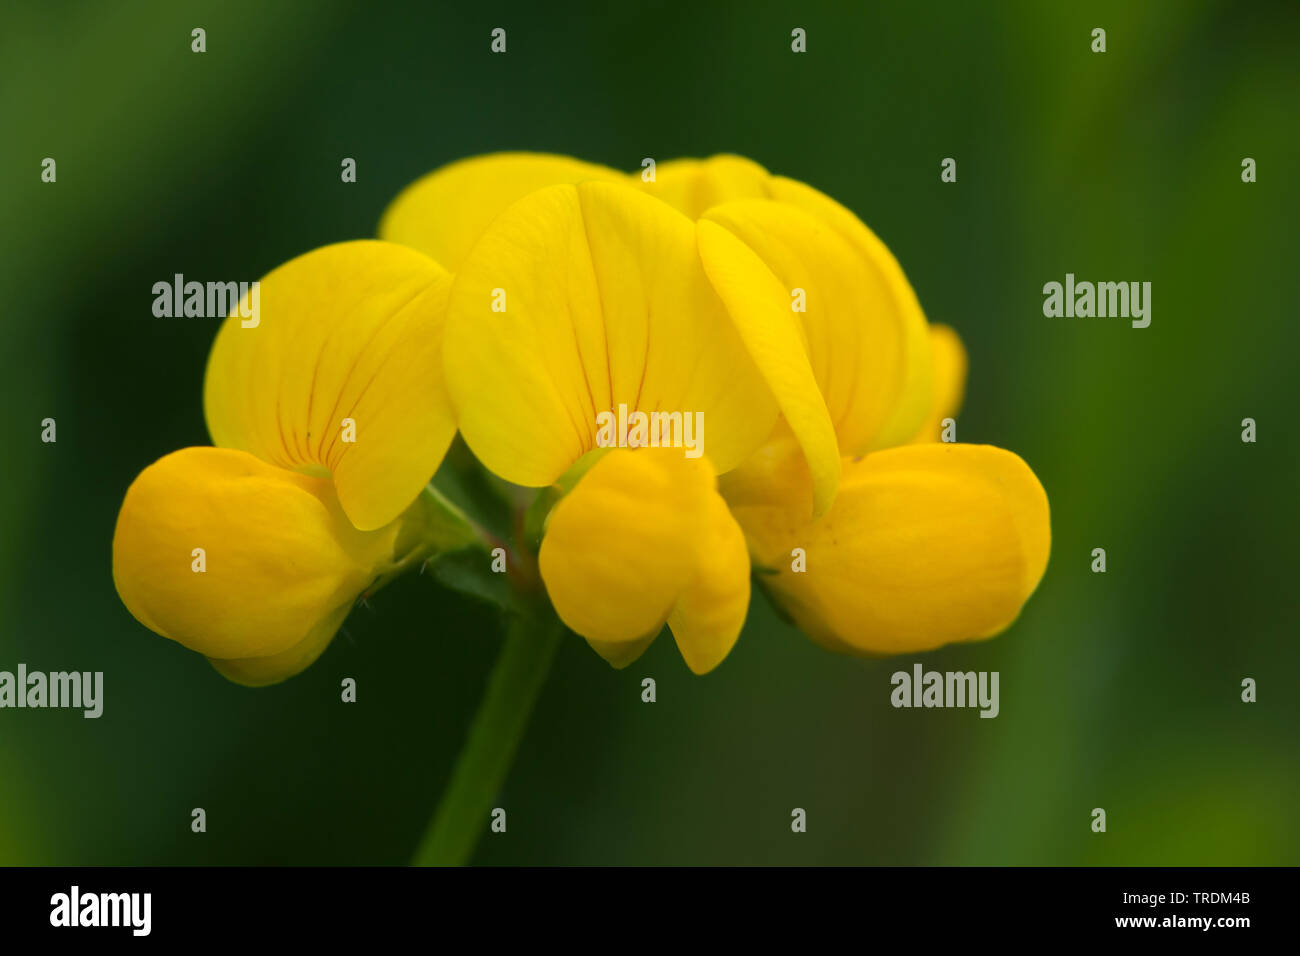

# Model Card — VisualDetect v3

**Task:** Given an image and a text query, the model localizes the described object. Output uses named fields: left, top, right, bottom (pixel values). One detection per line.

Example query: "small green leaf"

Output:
left=426, top=548, right=519, bottom=613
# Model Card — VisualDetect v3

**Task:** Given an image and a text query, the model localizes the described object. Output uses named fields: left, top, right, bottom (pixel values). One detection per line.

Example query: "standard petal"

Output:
left=632, top=154, right=774, bottom=218
left=203, top=240, right=456, bottom=531
left=768, top=175, right=934, bottom=449
left=380, top=152, right=625, bottom=270
left=642, top=157, right=937, bottom=471
left=444, top=181, right=778, bottom=487
left=538, top=448, right=749, bottom=673
left=907, top=323, right=968, bottom=443
left=702, top=198, right=916, bottom=457
left=729, top=443, right=1050, bottom=656
left=696, top=217, right=841, bottom=517
left=112, top=447, right=400, bottom=678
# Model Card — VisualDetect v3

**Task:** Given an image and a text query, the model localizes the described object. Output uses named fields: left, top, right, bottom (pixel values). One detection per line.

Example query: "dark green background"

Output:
left=2, top=0, right=1296, bottom=864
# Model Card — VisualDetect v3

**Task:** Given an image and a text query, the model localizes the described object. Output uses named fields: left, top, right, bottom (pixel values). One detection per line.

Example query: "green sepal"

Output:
left=425, top=548, right=520, bottom=614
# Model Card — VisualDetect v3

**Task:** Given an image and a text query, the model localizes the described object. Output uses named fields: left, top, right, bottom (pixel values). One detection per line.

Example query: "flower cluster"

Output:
left=112, top=153, right=1049, bottom=684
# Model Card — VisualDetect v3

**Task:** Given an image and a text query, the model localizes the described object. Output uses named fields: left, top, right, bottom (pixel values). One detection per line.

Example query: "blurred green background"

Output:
left=2, top=0, right=1297, bottom=865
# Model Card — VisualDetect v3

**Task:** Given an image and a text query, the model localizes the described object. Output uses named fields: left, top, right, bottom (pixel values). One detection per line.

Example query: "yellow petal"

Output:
left=715, top=425, right=818, bottom=512
left=632, top=154, right=774, bottom=218
left=729, top=443, right=1050, bottom=655
left=380, top=152, right=625, bottom=270
left=112, top=447, right=401, bottom=681
left=907, top=323, right=968, bottom=443
left=585, top=634, right=659, bottom=671
left=203, top=240, right=455, bottom=531
left=444, top=181, right=777, bottom=487
left=209, top=603, right=352, bottom=687
left=539, top=450, right=708, bottom=643
left=696, top=217, right=841, bottom=517
left=538, top=449, right=750, bottom=673
left=667, top=494, right=750, bottom=675
left=639, top=157, right=936, bottom=468
left=768, top=176, right=934, bottom=449
left=703, top=198, right=917, bottom=457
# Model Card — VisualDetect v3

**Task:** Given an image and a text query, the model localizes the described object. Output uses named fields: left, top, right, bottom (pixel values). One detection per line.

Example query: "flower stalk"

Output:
left=412, top=600, right=564, bottom=866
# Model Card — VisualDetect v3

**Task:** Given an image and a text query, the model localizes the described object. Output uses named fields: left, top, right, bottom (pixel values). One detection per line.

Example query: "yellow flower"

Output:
left=537, top=449, right=749, bottom=675
left=112, top=241, right=459, bottom=684
left=432, top=178, right=781, bottom=673
left=644, top=155, right=1049, bottom=654
left=204, top=240, right=456, bottom=532
left=115, top=150, right=1048, bottom=686
left=379, top=156, right=836, bottom=678
left=379, top=152, right=1050, bottom=667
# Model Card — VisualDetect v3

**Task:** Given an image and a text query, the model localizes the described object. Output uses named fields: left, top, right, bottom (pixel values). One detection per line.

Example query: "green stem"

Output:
left=412, top=604, right=564, bottom=866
